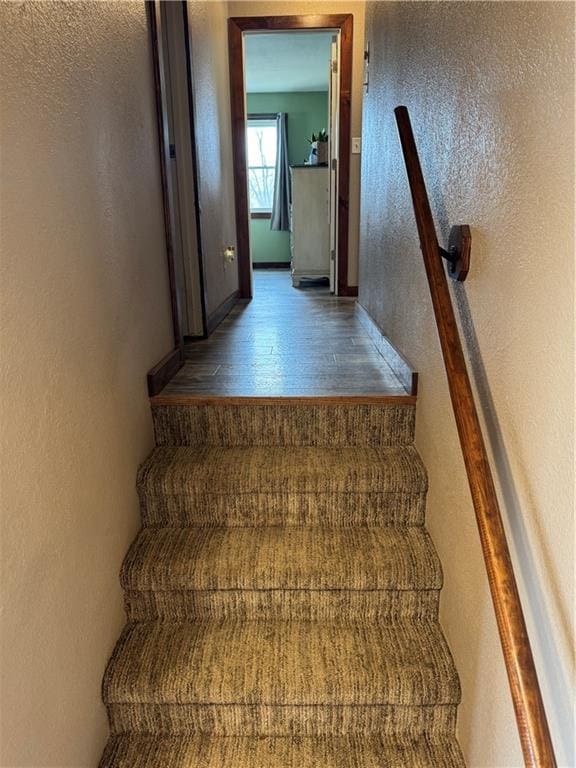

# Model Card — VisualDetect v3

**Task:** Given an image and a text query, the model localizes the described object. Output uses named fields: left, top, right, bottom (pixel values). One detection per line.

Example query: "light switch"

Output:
left=352, top=137, right=361, bottom=154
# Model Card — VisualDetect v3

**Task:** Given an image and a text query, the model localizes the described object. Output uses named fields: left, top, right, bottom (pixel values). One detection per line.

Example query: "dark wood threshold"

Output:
left=150, top=393, right=417, bottom=407
left=253, top=262, right=291, bottom=270
left=147, top=348, right=184, bottom=397
left=206, top=290, right=240, bottom=335
left=355, top=303, right=418, bottom=396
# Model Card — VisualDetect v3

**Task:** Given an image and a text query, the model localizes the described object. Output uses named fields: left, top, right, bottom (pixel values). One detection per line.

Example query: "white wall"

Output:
left=0, top=2, right=173, bottom=765
left=359, top=3, right=574, bottom=765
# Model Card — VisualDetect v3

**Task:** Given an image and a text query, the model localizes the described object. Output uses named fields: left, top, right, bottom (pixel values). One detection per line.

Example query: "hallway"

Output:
left=160, top=271, right=408, bottom=398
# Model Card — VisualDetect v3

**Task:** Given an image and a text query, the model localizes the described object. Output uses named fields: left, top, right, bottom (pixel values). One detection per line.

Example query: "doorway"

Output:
left=228, top=15, right=353, bottom=299
left=148, top=0, right=207, bottom=348
left=244, top=32, right=335, bottom=292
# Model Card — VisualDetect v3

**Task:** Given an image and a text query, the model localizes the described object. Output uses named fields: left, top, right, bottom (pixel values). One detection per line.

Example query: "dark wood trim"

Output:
left=339, top=285, right=358, bottom=297
left=147, top=348, right=184, bottom=397
left=229, top=14, right=353, bottom=32
left=253, top=261, right=291, bottom=269
left=336, top=14, right=353, bottom=297
left=206, top=290, right=240, bottom=335
left=151, top=393, right=417, bottom=407
left=228, top=20, right=251, bottom=298
left=251, top=212, right=272, bottom=220
left=355, top=302, right=418, bottom=396
left=181, top=0, right=208, bottom=336
left=394, top=105, right=556, bottom=768
left=146, top=1, right=184, bottom=350
left=248, top=112, right=278, bottom=120
left=228, top=14, right=354, bottom=299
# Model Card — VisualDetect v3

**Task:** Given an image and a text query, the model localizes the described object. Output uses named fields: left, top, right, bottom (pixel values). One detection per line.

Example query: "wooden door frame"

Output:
left=147, top=0, right=184, bottom=351
left=145, top=0, right=210, bottom=395
left=228, top=14, right=354, bottom=298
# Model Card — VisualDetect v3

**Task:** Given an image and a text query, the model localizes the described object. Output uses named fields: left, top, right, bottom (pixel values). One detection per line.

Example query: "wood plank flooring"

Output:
left=161, top=271, right=408, bottom=398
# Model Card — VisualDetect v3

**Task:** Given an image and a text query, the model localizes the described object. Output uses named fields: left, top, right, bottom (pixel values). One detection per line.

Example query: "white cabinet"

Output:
left=290, top=166, right=330, bottom=287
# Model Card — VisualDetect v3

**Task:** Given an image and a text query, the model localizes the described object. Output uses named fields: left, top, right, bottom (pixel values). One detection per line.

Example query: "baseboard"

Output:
left=355, top=303, right=418, bottom=396
left=206, top=290, right=239, bottom=335
left=147, top=347, right=184, bottom=397
left=252, top=262, right=291, bottom=270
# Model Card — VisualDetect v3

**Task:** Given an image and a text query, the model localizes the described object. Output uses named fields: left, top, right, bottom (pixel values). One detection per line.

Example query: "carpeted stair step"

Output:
left=151, top=401, right=416, bottom=447
left=100, top=395, right=466, bottom=764
left=100, top=733, right=466, bottom=767
left=120, top=525, right=442, bottom=621
left=137, top=446, right=428, bottom=527
left=103, top=618, right=460, bottom=737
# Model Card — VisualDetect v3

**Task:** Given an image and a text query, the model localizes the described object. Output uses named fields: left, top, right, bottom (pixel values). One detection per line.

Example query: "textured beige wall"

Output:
left=359, top=2, right=574, bottom=766
left=229, top=0, right=365, bottom=287
left=186, top=0, right=240, bottom=316
left=0, top=3, right=173, bottom=765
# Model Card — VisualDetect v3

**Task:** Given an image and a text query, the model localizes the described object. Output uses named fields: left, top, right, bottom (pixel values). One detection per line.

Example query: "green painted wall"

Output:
left=249, top=220, right=291, bottom=264
left=247, top=91, right=328, bottom=263
left=248, top=91, right=329, bottom=166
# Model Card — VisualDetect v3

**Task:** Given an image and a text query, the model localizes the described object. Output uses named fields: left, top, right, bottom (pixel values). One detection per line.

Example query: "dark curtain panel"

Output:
left=270, top=113, right=291, bottom=231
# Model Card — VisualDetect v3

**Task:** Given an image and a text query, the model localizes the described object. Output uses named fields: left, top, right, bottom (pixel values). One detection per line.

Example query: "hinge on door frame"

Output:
left=331, top=60, right=338, bottom=74
left=331, top=158, right=337, bottom=171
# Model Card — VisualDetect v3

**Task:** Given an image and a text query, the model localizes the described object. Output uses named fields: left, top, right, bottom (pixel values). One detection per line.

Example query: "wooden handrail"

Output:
left=394, top=106, right=556, bottom=768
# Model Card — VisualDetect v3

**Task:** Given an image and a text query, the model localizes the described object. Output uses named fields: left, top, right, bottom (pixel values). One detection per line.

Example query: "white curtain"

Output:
left=270, top=113, right=291, bottom=231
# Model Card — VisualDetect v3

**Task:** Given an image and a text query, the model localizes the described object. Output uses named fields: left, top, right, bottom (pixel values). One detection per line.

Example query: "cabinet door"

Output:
left=292, top=169, right=330, bottom=277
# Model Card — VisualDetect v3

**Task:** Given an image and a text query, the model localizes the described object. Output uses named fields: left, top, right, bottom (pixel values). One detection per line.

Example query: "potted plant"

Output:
left=307, top=130, right=328, bottom=165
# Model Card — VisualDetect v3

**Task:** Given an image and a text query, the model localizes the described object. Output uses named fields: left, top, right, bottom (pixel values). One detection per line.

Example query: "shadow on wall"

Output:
left=397, top=141, right=571, bottom=762
left=453, top=278, right=574, bottom=763
left=451, top=569, right=494, bottom=758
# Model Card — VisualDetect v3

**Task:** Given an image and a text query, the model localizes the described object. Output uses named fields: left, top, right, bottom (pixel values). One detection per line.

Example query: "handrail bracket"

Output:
left=439, top=224, right=471, bottom=282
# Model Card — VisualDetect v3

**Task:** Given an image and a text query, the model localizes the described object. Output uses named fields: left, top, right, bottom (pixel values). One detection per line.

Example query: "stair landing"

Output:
left=161, top=271, right=410, bottom=399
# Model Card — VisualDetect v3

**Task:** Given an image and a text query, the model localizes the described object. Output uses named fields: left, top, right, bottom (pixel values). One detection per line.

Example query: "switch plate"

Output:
left=352, top=137, right=361, bottom=154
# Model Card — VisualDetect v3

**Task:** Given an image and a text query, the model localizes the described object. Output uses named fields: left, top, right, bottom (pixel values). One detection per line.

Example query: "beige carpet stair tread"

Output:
left=121, top=526, right=442, bottom=592
left=123, top=585, right=440, bottom=622
left=103, top=619, right=460, bottom=706
left=100, top=400, right=465, bottom=763
left=137, top=445, right=428, bottom=497
left=100, top=734, right=466, bottom=767
left=151, top=401, right=416, bottom=447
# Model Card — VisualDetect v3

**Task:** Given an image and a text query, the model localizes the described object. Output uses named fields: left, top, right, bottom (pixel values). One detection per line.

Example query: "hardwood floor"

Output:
left=161, top=271, right=409, bottom=398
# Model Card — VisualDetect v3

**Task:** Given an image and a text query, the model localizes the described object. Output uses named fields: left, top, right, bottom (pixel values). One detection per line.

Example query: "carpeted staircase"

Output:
left=100, top=401, right=465, bottom=767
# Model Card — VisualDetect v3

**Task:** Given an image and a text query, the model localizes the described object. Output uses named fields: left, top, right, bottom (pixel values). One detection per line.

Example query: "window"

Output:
left=247, top=117, right=277, bottom=213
